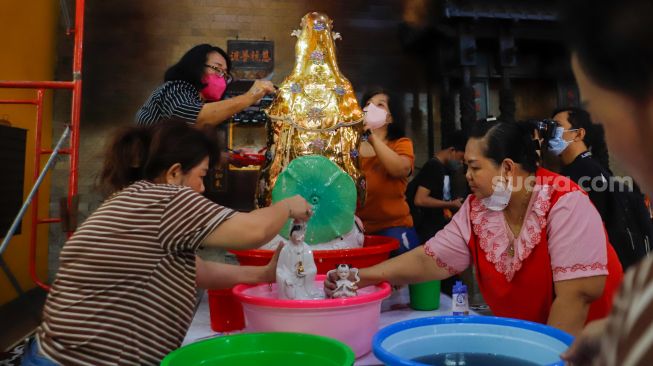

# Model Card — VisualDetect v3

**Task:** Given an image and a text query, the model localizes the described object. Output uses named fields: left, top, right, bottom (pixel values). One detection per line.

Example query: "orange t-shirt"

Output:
left=357, top=137, right=414, bottom=233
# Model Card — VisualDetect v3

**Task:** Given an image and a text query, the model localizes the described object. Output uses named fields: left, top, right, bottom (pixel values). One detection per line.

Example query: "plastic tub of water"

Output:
left=372, top=316, right=574, bottom=366
left=230, top=235, right=398, bottom=274
left=233, top=274, right=391, bottom=358
left=161, top=332, right=355, bottom=366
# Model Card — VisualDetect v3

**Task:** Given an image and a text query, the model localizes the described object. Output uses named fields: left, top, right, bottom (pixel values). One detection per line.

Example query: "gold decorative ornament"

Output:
left=256, top=12, right=366, bottom=208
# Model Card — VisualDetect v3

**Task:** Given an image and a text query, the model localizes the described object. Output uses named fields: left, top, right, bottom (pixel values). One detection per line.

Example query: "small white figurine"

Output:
left=327, top=264, right=360, bottom=298
left=276, top=220, right=319, bottom=299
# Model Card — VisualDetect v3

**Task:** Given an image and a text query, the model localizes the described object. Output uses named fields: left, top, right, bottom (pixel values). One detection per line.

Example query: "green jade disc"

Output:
left=272, top=155, right=357, bottom=244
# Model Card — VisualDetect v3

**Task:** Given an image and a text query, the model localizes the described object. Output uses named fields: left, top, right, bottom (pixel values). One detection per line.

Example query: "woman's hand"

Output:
left=560, top=318, right=607, bottom=365
left=323, top=269, right=340, bottom=298
left=247, top=80, right=275, bottom=103
left=324, top=268, right=359, bottom=297
left=196, top=80, right=274, bottom=127
left=283, top=195, right=313, bottom=221
left=449, top=198, right=464, bottom=210
left=260, top=242, right=284, bottom=283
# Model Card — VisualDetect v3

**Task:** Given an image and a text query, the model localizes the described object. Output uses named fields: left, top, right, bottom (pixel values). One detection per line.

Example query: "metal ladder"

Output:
left=0, top=0, right=86, bottom=294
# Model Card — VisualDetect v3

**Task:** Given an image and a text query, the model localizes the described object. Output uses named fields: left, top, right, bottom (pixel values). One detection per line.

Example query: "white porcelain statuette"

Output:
left=327, top=264, right=360, bottom=298
left=276, top=220, right=320, bottom=299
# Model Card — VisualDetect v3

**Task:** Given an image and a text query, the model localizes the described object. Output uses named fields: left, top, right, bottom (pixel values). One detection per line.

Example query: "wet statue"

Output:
left=276, top=220, right=320, bottom=299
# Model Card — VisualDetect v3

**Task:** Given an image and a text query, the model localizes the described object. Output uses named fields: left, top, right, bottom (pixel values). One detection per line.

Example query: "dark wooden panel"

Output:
left=0, top=125, right=27, bottom=236
left=205, top=169, right=259, bottom=212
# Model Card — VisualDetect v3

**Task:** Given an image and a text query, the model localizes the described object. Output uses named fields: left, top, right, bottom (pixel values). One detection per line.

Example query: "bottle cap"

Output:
left=453, top=281, right=467, bottom=294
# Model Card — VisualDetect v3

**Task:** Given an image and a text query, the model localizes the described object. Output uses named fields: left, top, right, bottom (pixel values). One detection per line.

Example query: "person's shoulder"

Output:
left=160, top=80, right=198, bottom=93
left=394, top=137, right=413, bottom=145
left=389, top=137, right=414, bottom=153
left=426, top=157, right=444, bottom=168
left=418, top=158, right=442, bottom=173
left=572, top=153, right=607, bottom=175
left=124, top=180, right=187, bottom=196
left=107, top=181, right=191, bottom=209
left=153, top=184, right=216, bottom=211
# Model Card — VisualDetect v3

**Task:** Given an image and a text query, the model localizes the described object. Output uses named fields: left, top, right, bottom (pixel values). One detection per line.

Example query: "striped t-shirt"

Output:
left=135, top=80, right=204, bottom=126
left=36, top=181, right=235, bottom=365
left=597, top=255, right=653, bottom=365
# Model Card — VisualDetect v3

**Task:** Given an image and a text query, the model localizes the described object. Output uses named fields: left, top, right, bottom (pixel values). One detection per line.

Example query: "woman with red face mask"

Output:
left=136, top=44, right=275, bottom=128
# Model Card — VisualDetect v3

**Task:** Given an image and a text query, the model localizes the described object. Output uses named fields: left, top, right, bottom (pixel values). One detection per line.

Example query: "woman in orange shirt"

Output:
left=357, top=88, right=418, bottom=255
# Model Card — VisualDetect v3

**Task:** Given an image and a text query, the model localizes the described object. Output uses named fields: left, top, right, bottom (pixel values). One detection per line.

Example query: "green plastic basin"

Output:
left=161, top=332, right=355, bottom=366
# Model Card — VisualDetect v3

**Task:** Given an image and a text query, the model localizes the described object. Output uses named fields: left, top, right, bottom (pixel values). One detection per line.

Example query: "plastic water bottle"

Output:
left=452, top=281, right=469, bottom=316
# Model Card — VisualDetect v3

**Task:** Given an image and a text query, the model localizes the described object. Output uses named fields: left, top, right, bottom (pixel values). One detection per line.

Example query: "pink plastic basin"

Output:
left=233, top=275, right=391, bottom=358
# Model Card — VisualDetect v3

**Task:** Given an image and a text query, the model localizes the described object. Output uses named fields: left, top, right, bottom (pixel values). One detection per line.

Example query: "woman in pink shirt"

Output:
left=326, top=119, right=623, bottom=336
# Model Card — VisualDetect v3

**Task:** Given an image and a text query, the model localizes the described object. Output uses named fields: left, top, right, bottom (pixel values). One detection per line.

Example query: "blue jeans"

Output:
left=373, top=226, right=421, bottom=257
left=21, top=338, right=59, bottom=366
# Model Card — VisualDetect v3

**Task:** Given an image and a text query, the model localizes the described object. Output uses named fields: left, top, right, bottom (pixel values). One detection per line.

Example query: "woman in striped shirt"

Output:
left=561, top=1, right=653, bottom=364
left=135, top=44, right=275, bottom=128
left=24, top=120, right=312, bottom=365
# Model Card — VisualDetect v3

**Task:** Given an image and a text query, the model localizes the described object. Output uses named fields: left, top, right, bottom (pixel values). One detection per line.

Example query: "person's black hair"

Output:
left=98, top=119, right=220, bottom=196
left=561, top=0, right=653, bottom=100
left=442, top=130, right=467, bottom=151
left=361, top=87, right=406, bottom=141
left=552, top=107, right=611, bottom=170
left=164, top=44, right=231, bottom=91
left=469, top=119, right=539, bottom=173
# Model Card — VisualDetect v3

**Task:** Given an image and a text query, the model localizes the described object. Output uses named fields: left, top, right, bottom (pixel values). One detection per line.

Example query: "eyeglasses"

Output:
left=205, top=63, right=226, bottom=75
left=205, top=64, right=233, bottom=81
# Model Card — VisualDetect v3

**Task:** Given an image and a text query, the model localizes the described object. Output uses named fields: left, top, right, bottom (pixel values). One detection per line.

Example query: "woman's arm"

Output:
left=545, top=190, right=611, bottom=336
left=326, top=199, right=472, bottom=296
left=195, top=80, right=275, bottom=127
left=560, top=318, right=608, bottom=364
left=353, top=246, right=454, bottom=288
left=547, top=276, right=606, bottom=336
left=414, top=186, right=463, bottom=209
left=195, top=244, right=283, bottom=289
left=368, top=134, right=412, bottom=178
left=201, top=195, right=311, bottom=249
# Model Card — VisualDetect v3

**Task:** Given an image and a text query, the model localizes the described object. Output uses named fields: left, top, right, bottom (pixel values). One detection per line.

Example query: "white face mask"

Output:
left=363, top=103, right=388, bottom=130
left=481, top=172, right=512, bottom=211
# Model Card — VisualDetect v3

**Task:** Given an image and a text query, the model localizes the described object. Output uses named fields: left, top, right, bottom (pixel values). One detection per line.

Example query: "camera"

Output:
left=529, top=118, right=559, bottom=142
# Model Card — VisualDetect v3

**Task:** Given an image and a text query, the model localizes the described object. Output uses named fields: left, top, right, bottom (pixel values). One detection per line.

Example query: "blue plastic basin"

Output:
left=372, top=316, right=574, bottom=366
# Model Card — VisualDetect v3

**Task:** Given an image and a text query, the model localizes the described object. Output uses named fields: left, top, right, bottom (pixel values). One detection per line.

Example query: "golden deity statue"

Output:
left=256, top=12, right=365, bottom=208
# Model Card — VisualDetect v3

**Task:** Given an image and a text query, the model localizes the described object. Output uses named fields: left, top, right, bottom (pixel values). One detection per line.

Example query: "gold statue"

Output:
left=256, top=12, right=365, bottom=208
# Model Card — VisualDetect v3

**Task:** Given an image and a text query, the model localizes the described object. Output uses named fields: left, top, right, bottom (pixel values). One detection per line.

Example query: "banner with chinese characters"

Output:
left=227, top=40, right=274, bottom=80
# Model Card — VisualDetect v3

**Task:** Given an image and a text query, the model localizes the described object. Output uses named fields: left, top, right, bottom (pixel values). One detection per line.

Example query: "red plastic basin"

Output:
left=230, top=235, right=399, bottom=274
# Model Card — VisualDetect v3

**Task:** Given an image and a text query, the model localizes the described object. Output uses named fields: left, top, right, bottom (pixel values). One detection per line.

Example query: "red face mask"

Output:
left=200, top=74, right=227, bottom=101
